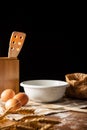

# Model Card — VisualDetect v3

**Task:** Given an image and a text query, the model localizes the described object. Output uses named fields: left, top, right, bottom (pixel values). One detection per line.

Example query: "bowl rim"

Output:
left=20, top=79, right=69, bottom=88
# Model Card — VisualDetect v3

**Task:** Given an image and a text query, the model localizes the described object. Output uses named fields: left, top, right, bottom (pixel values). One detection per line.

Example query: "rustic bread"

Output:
left=65, top=73, right=87, bottom=99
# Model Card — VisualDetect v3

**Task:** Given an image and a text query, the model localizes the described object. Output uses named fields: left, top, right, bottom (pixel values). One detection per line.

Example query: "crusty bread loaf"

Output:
left=65, top=73, right=87, bottom=99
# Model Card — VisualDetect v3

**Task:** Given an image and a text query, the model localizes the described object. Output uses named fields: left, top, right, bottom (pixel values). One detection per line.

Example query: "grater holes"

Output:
left=16, top=48, right=20, bottom=51
left=20, top=36, right=23, bottom=39
left=14, top=35, right=17, bottom=38
left=12, top=41, right=16, bottom=44
left=10, top=47, right=14, bottom=51
left=18, top=42, right=22, bottom=45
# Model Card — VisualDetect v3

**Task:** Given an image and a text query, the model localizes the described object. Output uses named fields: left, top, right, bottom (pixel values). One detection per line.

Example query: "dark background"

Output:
left=0, top=6, right=86, bottom=91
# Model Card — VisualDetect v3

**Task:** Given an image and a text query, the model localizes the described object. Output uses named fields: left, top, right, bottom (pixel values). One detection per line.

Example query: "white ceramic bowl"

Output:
left=20, top=80, right=69, bottom=103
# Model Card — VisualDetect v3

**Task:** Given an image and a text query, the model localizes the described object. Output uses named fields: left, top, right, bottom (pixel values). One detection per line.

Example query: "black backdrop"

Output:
left=0, top=8, right=87, bottom=91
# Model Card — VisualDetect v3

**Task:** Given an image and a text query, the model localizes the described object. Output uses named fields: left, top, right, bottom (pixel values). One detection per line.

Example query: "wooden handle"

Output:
left=8, top=31, right=26, bottom=58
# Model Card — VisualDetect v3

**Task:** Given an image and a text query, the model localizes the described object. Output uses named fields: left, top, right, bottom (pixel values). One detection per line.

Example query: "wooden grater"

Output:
left=8, top=31, right=26, bottom=58
left=0, top=31, right=26, bottom=94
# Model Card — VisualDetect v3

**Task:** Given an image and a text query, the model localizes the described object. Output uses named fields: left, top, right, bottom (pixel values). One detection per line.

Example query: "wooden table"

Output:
left=0, top=98, right=87, bottom=130
left=47, top=111, right=87, bottom=130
